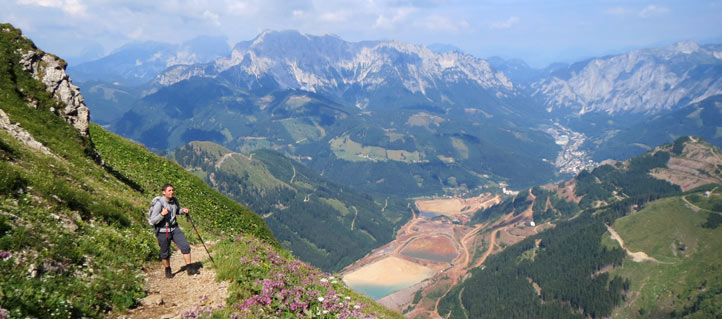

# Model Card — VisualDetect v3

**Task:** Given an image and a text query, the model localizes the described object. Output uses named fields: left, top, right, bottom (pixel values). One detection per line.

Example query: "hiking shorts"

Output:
left=156, top=227, right=191, bottom=259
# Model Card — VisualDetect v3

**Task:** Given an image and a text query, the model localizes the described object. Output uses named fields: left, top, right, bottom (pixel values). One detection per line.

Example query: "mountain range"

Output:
left=73, top=31, right=722, bottom=192
left=4, top=22, right=722, bottom=319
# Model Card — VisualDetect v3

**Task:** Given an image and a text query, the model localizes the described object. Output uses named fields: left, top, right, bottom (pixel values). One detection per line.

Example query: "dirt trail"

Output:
left=215, top=152, right=235, bottom=169
left=472, top=226, right=505, bottom=269
left=605, top=225, right=660, bottom=263
left=111, top=244, right=227, bottom=319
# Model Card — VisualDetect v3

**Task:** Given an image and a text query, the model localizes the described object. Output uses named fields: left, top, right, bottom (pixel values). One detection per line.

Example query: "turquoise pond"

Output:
left=345, top=282, right=418, bottom=300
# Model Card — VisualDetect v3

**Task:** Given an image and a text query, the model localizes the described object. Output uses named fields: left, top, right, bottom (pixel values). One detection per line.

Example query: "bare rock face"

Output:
left=0, top=109, right=56, bottom=157
left=19, top=49, right=90, bottom=136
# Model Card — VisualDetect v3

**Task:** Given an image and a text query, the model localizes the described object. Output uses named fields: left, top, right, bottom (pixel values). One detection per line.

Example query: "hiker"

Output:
left=148, top=184, right=199, bottom=278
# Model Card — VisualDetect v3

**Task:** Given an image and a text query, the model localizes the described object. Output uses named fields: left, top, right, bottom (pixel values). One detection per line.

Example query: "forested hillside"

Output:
left=173, top=141, right=411, bottom=271
left=438, top=137, right=722, bottom=319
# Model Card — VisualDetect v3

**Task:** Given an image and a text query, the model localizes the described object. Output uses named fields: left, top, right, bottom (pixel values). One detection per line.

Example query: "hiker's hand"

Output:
left=182, top=208, right=189, bottom=214
left=161, top=207, right=168, bottom=216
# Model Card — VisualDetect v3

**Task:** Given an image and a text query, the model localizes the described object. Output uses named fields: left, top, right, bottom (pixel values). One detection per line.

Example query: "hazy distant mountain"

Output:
left=486, top=56, right=543, bottom=84
left=68, top=35, right=230, bottom=85
left=427, top=43, right=464, bottom=54
left=531, top=41, right=722, bottom=114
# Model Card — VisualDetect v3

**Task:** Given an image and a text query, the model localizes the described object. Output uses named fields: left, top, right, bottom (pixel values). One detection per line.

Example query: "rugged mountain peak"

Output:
left=532, top=41, right=722, bottom=114
left=668, top=40, right=701, bottom=55
left=153, top=30, right=513, bottom=104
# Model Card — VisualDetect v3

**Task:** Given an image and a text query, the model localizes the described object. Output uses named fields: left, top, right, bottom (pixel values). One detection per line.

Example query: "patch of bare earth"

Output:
left=415, top=193, right=500, bottom=216
left=649, top=139, right=722, bottom=191
left=110, top=244, right=227, bottom=319
left=401, top=235, right=457, bottom=258
left=605, top=225, right=660, bottom=263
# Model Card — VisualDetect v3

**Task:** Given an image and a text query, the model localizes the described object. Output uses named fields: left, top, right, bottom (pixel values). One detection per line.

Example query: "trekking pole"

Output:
left=185, top=213, right=215, bottom=265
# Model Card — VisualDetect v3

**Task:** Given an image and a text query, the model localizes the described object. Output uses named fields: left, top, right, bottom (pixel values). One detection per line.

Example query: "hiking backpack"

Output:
left=147, top=196, right=163, bottom=226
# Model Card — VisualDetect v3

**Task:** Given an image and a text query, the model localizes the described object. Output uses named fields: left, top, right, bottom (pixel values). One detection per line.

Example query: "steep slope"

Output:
left=433, top=137, right=722, bottom=319
left=0, top=24, right=270, bottom=317
left=589, top=94, right=722, bottom=161
left=531, top=41, right=722, bottom=115
left=0, top=24, right=401, bottom=319
left=173, top=141, right=411, bottom=271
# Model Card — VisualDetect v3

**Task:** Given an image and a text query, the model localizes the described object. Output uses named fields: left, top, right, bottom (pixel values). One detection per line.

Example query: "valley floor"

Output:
left=340, top=192, right=553, bottom=318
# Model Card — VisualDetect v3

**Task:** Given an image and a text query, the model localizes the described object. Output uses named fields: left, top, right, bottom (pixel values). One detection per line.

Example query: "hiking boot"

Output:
left=165, top=267, right=173, bottom=278
left=187, top=266, right=198, bottom=276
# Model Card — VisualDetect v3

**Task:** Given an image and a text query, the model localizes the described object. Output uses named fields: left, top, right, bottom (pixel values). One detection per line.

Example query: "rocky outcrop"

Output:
left=0, top=109, right=56, bottom=158
left=19, top=49, right=90, bottom=136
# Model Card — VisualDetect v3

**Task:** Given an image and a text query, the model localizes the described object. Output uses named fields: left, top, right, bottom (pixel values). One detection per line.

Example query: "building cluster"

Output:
left=542, top=123, right=598, bottom=175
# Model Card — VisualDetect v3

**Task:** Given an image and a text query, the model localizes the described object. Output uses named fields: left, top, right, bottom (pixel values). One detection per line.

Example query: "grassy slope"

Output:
left=1, top=24, right=159, bottom=317
left=604, top=194, right=722, bottom=318
left=90, top=125, right=276, bottom=243
left=1, top=24, right=401, bottom=318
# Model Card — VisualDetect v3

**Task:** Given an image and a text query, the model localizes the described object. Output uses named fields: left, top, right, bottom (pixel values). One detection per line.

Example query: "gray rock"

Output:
left=18, top=49, right=90, bottom=136
left=142, top=294, right=164, bottom=306
left=0, top=109, right=56, bottom=157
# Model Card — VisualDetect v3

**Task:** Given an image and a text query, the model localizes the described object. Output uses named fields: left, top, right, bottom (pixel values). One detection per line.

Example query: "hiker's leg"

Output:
left=172, top=228, right=194, bottom=269
left=157, top=230, right=173, bottom=278
left=157, top=230, right=172, bottom=260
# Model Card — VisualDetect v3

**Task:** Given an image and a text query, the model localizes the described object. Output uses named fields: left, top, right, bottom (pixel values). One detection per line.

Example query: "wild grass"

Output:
left=608, top=195, right=722, bottom=318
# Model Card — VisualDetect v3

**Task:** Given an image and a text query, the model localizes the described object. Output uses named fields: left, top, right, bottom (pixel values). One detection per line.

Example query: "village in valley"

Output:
left=542, top=123, right=598, bottom=175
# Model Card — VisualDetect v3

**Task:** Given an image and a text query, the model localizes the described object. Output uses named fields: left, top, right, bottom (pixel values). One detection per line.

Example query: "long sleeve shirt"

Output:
left=148, top=197, right=185, bottom=232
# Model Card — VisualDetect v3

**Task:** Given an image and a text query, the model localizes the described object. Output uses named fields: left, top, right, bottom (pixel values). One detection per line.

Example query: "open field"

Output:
left=415, top=193, right=500, bottom=216
left=330, top=135, right=425, bottom=163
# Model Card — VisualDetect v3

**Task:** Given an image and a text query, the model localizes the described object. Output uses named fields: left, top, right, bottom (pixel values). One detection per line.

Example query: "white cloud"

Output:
left=373, top=6, right=415, bottom=29
left=319, top=10, right=350, bottom=22
left=490, top=16, right=519, bottom=30
left=203, top=10, right=221, bottom=26
left=420, top=15, right=468, bottom=32
left=292, top=10, right=304, bottom=17
left=17, top=0, right=86, bottom=16
left=128, top=27, right=145, bottom=40
left=639, top=5, right=670, bottom=18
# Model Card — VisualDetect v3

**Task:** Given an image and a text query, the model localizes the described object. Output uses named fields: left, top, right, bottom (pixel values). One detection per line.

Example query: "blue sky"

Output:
left=3, top=0, right=721, bottom=67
